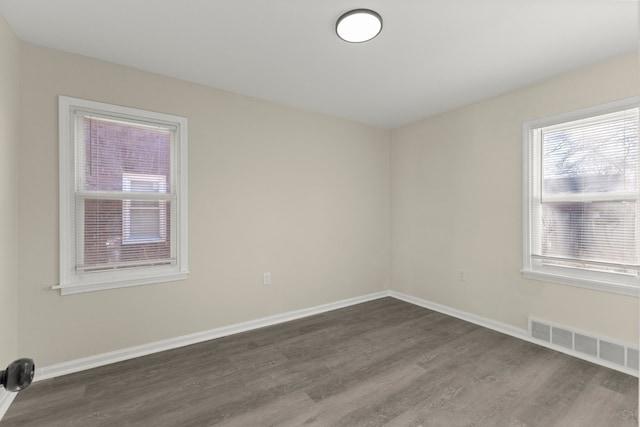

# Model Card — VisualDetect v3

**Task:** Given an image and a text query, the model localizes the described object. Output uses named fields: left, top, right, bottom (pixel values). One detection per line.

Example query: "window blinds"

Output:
left=530, top=107, right=639, bottom=275
left=75, top=114, right=176, bottom=272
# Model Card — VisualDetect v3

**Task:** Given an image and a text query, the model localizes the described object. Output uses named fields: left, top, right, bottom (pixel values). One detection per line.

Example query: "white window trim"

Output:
left=57, top=96, right=189, bottom=295
left=522, top=97, right=640, bottom=297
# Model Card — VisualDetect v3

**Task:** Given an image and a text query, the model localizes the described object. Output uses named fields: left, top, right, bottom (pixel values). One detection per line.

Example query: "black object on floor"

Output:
left=0, top=359, right=34, bottom=392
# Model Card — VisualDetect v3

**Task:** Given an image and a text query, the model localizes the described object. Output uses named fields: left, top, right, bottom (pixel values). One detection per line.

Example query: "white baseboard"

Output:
left=34, top=289, right=640, bottom=383
left=35, top=291, right=390, bottom=381
left=1, top=289, right=635, bottom=422
left=389, top=291, right=639, bottom=377
left=0, top=390, right=17, bottom=422
left=388, top=291, right=529, bottom=340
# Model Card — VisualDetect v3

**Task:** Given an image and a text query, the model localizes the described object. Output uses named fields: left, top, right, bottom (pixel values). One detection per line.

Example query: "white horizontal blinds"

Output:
left=75, top=112, right=176, bottom=272
left=531, top=107, right=640, bottom=275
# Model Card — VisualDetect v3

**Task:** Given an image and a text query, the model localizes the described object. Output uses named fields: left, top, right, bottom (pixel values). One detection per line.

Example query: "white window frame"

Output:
left=58, top=96, right=189, bottom=295
left=122, top=173, right=168, bottom=245
left=522, top=97, right=640, bottom=297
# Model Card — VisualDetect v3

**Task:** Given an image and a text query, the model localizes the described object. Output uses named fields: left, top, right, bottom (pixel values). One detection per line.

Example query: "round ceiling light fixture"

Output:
left=336, top=9, right=383, bottom=43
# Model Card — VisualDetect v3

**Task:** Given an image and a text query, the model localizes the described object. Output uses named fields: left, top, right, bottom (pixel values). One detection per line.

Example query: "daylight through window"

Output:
left=59, top=97, right=189, bottom=295
left=523, top=99, right=639, bottom=295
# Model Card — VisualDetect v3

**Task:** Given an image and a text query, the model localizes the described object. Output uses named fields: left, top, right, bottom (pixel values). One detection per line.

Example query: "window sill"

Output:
left=522, top=269, right=639, bottom=297
left=54, top=271, right=189, bottom=295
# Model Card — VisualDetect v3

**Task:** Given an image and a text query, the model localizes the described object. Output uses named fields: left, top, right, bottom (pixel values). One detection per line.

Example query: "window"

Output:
left=523, top=98, right=639, bottom=296
left=58, top=97, right=188, bottom=295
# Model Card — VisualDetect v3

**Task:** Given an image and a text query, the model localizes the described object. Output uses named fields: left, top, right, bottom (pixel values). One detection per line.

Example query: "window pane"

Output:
left=82, top=199, right=172, bottom=271
left=83, top=199, right=123, bottom=267
left=542, top=112, right=638, bottom=195
left=82, top=118, right=171, bottom=192
left=541, top=201, right=638, bottom=273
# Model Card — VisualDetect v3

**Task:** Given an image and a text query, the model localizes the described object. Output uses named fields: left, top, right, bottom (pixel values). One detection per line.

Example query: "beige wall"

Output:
left=11, top=39, right=639, bottom=368
left=0, top=16, right=19, bottom=364
left=18, top=43, right=390, bottom=366
left=391, top=53, right=639, bottom=344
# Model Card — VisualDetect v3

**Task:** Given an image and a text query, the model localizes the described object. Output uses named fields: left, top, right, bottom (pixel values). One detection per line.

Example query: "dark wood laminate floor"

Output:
left=2, top=298, right=637, bottom=426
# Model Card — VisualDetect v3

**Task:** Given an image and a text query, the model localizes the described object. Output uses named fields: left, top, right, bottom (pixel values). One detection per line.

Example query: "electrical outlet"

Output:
left=457, top=270, right=465, bottom=281
left=263, top=272, right=271, bottom=285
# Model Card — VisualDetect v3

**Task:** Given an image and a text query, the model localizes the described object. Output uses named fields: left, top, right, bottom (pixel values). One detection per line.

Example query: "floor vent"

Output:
left=529, top=318, right=638, bottom=372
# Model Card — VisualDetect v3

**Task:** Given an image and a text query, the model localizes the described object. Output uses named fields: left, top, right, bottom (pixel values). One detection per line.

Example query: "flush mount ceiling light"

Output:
left=336, top=9, right=383, bottom=43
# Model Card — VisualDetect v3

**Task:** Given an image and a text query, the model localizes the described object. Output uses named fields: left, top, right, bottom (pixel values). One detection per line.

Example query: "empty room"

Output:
left=0, top=1, right=638, bottom=426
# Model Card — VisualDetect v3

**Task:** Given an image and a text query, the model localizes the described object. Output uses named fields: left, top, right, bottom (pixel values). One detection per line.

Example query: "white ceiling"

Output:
left=0, top=0, right=637, bottom=129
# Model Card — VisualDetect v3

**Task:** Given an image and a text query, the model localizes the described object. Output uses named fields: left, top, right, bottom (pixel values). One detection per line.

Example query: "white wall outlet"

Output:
left=263, top=272, right=271, bottom=285
left=457, top=269, right=465, bottom=281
